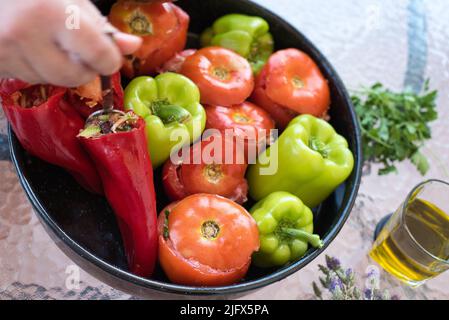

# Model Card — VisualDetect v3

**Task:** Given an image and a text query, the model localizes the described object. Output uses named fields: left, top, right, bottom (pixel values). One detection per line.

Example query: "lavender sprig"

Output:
left=312, top=255, right=399, bottom=300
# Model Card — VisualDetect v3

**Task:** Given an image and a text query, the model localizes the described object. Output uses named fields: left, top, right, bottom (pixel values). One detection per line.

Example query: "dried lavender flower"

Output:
left=312, top=256, right=400, bottom=301
left=329, top=277, right=343, bottom=293
left=312, top=282, right=323, bottom=300
left=325, top=255, right=341, bottom=271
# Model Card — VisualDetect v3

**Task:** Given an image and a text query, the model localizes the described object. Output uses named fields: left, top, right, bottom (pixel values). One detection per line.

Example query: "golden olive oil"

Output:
left=370, top=199, right=449, bottom=286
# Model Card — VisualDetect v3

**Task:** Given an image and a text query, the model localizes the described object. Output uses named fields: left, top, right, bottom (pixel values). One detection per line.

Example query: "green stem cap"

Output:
left=151, top=102, right=191, bottom=125
left=281, top=227, right=324, bottom=248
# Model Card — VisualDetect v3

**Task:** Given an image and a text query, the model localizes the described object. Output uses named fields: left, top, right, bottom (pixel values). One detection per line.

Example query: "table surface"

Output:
left=1, top=0, right=448, bottom=300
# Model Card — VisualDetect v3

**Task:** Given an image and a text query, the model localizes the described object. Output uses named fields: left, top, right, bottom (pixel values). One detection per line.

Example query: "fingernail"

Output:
left=114, top=32, right=142, bottom=45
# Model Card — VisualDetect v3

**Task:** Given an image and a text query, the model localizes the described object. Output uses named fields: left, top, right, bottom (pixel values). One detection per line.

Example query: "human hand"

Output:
left=0, top=0, right=142, bottom=87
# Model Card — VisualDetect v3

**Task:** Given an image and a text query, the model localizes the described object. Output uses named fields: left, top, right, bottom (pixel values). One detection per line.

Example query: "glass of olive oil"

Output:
left=370, top=180, right=449, bottom=287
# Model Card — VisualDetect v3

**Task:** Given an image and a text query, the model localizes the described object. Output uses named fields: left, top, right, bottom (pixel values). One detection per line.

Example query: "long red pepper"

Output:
left=1, top=85, right=103, bottom=194
left=78, top=117, right=158, bottom=277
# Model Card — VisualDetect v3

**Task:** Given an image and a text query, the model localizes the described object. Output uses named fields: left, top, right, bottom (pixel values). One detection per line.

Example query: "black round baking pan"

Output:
left=8, top=0, right=362, bottom=298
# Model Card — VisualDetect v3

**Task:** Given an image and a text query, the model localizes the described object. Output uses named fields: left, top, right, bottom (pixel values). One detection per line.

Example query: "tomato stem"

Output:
left=292, top=76, right=305, bottom=89
left=212, top=67, right=230, bottom=80
left=203, top=163, right=224, bottom=184
left=128, top=10, right=153, bottom=35
left=201, top=221, right=220, bottom=240
left=232, top=113, right=251, bottom=124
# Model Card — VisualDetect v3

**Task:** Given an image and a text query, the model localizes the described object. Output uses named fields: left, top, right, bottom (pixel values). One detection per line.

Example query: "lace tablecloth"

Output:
left=1, top=0, right=449, bottom=300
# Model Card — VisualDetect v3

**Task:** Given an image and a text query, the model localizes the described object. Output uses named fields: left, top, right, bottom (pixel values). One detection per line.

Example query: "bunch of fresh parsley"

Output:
left=351, top=81, right=438, bottom=175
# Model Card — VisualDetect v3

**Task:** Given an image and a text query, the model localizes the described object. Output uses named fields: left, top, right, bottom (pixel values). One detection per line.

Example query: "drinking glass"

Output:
left=370, top=180, right=449, bottom=287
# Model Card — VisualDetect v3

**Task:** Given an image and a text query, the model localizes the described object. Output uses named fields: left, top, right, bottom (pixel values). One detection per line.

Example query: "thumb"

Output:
left=113, top=32, right=143, bottom=55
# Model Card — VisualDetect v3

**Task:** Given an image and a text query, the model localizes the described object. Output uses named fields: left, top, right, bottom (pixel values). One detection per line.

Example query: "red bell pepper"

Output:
left=78, top=112, right=158, bottom=277
left=66, top=72, right=124, bottom=118
left=0, top=78, right=29, bottom=96
left=1, top=82, right=103, bottom=194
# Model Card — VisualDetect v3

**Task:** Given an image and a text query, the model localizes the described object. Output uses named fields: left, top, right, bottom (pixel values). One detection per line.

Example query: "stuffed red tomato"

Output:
left=252, top=49, right=330, bottom=128
left=109, top=1, right=189, bottom=77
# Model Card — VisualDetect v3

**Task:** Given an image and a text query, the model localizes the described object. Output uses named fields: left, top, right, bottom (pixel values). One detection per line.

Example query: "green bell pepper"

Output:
left=124, top=73, right=206, bottom=168
left=248, top=115, right=354, bottom=208
left=200, top=14, right=274, bottom=74
left=250, top=191, right=323, bottom=268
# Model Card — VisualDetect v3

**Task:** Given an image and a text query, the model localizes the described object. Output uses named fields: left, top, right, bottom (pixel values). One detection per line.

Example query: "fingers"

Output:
left=0, top=43, right=41, bottom=84
left=56, top=16, right=123, bottom=76
left=113, top=32, right=143, bottom=55
left=13, top=54, right=42, bottom=85
left=0, top=0, right=132, bottom=86
left=104, top=23, right=142, bottom=56
left=2, top=56, right=41, bottom=85
left=21, top=39, right=97, bottom=87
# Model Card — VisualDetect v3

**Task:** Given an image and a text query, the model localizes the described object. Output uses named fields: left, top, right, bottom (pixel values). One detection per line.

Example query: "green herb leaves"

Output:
left=352, top=81, right=438, bottom=175
left=163, top=210, right=170, bottom=240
